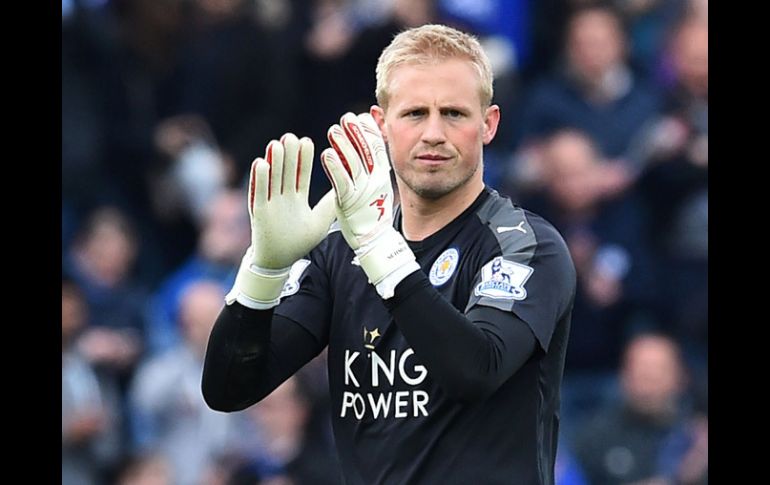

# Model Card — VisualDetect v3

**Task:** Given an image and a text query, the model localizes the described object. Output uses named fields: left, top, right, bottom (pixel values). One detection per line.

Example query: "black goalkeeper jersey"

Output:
left=265, top=187, right=576, bottom=484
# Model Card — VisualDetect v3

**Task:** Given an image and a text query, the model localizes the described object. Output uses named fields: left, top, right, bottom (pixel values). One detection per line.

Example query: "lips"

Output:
left=415, top=154, right=452, bottom=169
left=416, top=153, right=452, bottom=165
left=416, top=154, right=451, bottom=161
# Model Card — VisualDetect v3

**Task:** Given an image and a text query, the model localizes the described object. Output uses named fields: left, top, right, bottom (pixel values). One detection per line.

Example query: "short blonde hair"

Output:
left=375, top=24, right=494, bottom=110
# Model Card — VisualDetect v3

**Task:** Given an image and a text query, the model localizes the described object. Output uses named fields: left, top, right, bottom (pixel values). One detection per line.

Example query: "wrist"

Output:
left=354, top=228, right=420, bottom=298
left=225, top=258, right=292, bottom=310
left=374, top=260, right=421, bottom=299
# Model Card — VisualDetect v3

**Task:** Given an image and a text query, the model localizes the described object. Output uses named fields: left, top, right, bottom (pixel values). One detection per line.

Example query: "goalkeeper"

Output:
left=202, top=24, right=576, bottom=485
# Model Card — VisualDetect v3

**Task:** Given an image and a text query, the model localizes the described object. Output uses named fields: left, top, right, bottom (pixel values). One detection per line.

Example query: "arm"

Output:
left=203, top=133, right=335, bottom=411
left=385, top=271, right=537, bottom=402
left=202, top=302, right=325, bottom=411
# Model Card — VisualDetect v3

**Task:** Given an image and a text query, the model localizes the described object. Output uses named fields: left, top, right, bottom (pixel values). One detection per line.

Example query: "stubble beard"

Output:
left=397, top=161, right=481, bottom=201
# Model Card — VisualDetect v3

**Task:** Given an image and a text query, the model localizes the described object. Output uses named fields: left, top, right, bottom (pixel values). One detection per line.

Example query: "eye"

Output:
left=405, top=109, right=425, bottom=118
left=444, top=109, right=464, bottom=119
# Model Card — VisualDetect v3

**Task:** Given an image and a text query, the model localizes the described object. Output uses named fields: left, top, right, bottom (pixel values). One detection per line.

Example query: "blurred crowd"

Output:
left=62, top=0, right=707, bottom=483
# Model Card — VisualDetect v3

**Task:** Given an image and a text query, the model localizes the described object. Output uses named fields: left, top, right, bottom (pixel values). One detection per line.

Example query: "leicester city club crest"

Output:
left=429, top=248, right=459, bottom=286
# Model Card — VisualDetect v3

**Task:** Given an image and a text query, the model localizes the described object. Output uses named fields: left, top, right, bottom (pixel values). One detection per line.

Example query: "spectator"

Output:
left=145, top=189, right=250, bottom=355
left=524, top=129, right=656, bottom=368
left=62, top=3, right=112, bottom=214
left=149, top=114, right=235, bottom=228
left=516, top=129, right=659, bottom=434
left=614, top=0, right=686, bottom=81
left=63, top=0, right=202, bottom=286
left=172, top=0, right=298, bottom=178
left=63, top=206, right=149, bottom=445
left=339, top=0, right=438, bottom=117
left=62, top=1, right=707, bottom=479
left=62, top=278, right=122, bottom=485
left=508, top=2, right=663, bottom=188
left=635, top=15, right=707, bottom=368
left=129, top=280, right=246, bottom=485
left=227, top=373, right=343, bottom=485
left=571, top=332, right=701, bottom=485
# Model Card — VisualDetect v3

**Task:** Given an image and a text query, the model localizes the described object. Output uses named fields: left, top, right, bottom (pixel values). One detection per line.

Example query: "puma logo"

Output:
left=496, top=221, right=527, bottom=234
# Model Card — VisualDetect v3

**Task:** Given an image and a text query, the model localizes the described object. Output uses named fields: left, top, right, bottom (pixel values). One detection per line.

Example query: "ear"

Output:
left=482, top=105, right=501, bottom=145
left=370, top=105, right=387, bottom=143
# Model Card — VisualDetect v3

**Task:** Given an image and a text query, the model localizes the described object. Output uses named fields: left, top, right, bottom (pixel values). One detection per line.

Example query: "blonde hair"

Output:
left=375, top=24, right=494, bottom=110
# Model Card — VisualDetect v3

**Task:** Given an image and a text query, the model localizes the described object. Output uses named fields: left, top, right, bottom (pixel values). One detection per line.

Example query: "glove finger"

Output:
left=250, top=157, right=270, bottom=213
left=297, top=136, right=315, bottom=196
left=341, top=112, right=376, bottom=175
left=328, top=122, right=363, bottom=183
left=320, top=147, right=352, bottom=203
left=356, top=112, right=390, bottom=174
left=266, top=140, right=284, bottom=201
left=280, top=133, right=300, bottom=195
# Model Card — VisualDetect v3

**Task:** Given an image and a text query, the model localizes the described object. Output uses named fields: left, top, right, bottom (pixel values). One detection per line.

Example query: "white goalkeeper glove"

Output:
left=320, top=112, right=420, bottom=299
left=226, top=133, right=336, bottom=309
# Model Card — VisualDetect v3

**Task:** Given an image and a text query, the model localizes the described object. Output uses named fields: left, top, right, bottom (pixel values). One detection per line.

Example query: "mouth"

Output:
left=416, top=154, right=453, bottom=166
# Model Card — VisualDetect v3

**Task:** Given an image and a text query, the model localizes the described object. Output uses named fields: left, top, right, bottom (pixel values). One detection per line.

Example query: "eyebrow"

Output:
left=397, top=104, right=472, bottom=114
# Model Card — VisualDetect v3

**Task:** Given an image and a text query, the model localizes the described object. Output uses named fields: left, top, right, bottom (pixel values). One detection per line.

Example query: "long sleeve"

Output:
left=383, top=271, right=538, bottom=402
left=201, top=302, right=325, bottom=411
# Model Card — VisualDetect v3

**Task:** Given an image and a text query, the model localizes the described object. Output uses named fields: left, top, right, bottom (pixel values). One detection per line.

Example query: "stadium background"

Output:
left=62, top=0, right=707, bottom=483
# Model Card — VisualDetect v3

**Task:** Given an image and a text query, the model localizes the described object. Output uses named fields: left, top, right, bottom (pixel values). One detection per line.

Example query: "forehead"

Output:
left=387, top=58, right=483, bottom=109
left=548, top=139, right=595, bottom=172
left=569, top=11, right=621, bottom=39
left=626, top=338, right=680, bottom=369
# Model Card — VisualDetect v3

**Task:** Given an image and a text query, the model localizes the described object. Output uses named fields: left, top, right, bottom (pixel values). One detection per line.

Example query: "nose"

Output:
left=421, top=113, right=446, bottom=146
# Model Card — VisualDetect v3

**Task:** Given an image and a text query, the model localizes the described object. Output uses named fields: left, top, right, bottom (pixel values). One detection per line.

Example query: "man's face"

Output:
left=372, top=59, right=499, bottom=201
left=567, top=10, right=624, bottom=81
left=673, top=22, right=708, bottom=98
left=544, top=131, right=602, bottom=212
left=621, top=336, right=684, bottom=417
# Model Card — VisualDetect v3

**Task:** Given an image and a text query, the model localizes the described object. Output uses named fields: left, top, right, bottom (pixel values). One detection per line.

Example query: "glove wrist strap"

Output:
left=226, top=260, right=291, bottom=310
left=374, top=260, right=421, bottom=299
left=355, top=228, right=420, bottom=299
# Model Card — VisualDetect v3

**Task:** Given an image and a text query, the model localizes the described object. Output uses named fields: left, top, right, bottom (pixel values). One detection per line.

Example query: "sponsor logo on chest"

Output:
left=340, top=325, right=430, bottom=421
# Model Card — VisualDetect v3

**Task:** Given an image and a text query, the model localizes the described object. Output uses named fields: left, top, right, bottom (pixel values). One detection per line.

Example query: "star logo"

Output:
left=363, top=327, right=381, bottom=349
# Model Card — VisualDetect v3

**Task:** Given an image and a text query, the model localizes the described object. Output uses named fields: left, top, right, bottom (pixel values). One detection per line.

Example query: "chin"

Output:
left=413, top=186, right=452, bottom=200
left=411, top=178, right=466, bottom=200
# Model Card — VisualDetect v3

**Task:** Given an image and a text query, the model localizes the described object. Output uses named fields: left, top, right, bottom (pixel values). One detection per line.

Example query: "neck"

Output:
left=398, top=179, right=484, bottom=241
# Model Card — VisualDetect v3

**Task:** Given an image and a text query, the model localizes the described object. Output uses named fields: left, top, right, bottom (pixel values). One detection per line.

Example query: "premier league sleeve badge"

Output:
left=474, top=256, right=534, bottom=301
